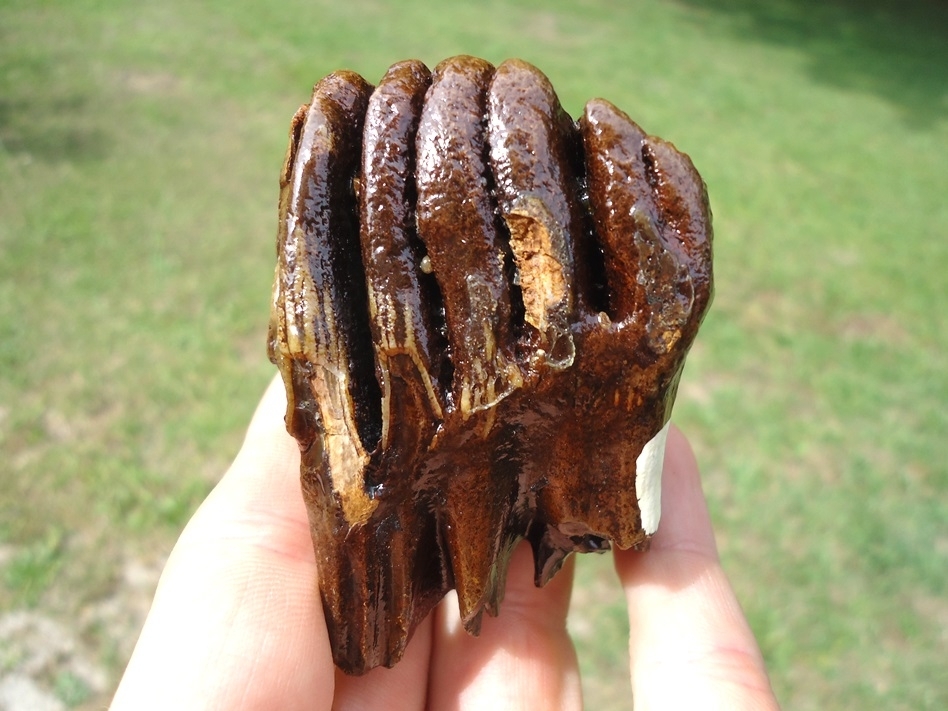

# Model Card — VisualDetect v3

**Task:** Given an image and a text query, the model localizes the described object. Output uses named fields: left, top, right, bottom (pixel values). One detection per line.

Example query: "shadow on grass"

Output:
left=677, top=0, right=948, bottom=128
left=0, top=95, right=110, bottom=163
left=0, top=42, right=110, bottom=164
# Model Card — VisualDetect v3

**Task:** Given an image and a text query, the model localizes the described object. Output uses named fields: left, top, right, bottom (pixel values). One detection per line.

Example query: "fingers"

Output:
left=111, top=376, right=335, bottom=711
left=614, top=426, right=780, bottom=710
left=426, top=541, right=583, bottom=711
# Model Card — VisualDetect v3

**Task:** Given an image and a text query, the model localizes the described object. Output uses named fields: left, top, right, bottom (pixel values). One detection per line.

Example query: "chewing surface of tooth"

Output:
left=268, top=55, right=713, bottom=675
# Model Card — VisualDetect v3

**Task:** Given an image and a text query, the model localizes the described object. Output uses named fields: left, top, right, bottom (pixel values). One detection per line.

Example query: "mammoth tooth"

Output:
left=268, top=56, right=714, bottom=675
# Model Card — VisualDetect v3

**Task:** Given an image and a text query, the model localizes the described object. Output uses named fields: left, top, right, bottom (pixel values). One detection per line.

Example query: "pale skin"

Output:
left=111, top=376, right=781, bottom=710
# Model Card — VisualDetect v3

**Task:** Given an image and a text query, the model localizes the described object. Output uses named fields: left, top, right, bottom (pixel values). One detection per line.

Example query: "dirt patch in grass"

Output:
left=1, top=551, right=163, bottom=710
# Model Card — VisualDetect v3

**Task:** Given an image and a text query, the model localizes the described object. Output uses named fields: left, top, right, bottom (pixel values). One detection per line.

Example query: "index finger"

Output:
left=614, top=426, right=781, bottom=710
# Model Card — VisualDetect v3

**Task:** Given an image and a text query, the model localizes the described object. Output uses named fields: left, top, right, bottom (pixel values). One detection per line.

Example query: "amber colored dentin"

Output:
left=267, top=56, right=714, bottom=675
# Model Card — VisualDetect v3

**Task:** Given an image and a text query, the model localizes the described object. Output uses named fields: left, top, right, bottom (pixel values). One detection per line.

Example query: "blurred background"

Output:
left=2, top=0, right=946, bottom=708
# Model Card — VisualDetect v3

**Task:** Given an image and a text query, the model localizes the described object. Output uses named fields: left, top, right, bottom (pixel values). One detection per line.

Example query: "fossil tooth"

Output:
left=268, top=56, right=713, bottom=675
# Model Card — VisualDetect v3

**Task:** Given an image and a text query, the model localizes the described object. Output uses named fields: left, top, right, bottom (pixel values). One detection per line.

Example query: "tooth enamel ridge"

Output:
left=267, top=56, right=713, bottom=675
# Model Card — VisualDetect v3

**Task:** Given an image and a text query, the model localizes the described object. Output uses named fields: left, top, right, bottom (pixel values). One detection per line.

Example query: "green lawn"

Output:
left=2, top=0, right=946, bottom=708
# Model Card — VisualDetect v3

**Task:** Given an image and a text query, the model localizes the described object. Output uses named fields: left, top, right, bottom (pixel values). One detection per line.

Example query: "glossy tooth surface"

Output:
left=268, top=57, right=714, bottom=675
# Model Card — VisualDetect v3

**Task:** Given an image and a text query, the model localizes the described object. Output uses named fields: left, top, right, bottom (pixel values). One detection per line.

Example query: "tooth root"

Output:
left=415, top=56, right=521, bottom=418
left=439, top=458, right=518, bottom=630
left=531, top=421, right=649, bottom=554
left=306, top=484, right=443, bottom=673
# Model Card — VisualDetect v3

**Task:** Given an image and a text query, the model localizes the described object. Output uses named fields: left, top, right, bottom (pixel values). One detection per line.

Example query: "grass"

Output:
left=3, top=528, right=65, bottom=607
left=1, top=0, right=946, bottom=708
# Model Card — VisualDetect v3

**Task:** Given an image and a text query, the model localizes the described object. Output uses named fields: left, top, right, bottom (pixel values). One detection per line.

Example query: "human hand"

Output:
left=110, top=375, right=779, bottom=710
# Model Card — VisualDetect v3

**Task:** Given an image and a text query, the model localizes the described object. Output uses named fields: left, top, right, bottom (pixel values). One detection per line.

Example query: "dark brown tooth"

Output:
left=487, top=59, right=582, bottom=367
left=270, top=70, right=379, bottom=526
left=641, top=136, right=714, bottom=325
left=270, top=58, right=716, bottom=676
left=360, top=60, right=443, bottom=460
left=415, top=56, right=522, bottom=629
left=351, top=60, right=447, bottom=671
left=581, top=99, right=714, bottom=355
left=268, top=103, right=311, bottom=445
left=415, top=55, right=524, bottom=419
left=581, top=98, right=659, bottom=323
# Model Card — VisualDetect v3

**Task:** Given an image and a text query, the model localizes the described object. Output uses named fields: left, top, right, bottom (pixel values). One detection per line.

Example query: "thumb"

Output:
left=111, top=376, right=335, bottom=711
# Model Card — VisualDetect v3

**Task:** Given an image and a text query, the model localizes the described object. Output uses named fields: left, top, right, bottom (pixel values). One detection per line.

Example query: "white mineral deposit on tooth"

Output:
left=635, top=421, right=670, bottom=535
